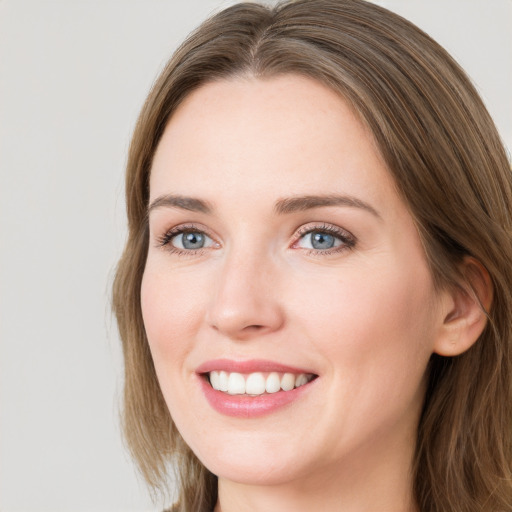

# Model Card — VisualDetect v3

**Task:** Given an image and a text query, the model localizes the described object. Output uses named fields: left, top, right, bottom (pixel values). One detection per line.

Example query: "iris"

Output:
left=310, top=231, right=335, bottom=250
left=181, top=232, right=205, bottom=249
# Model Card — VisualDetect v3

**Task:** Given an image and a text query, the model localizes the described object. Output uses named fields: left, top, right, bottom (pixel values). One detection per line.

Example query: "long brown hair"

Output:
left=112, top=1, right=512, bottom=510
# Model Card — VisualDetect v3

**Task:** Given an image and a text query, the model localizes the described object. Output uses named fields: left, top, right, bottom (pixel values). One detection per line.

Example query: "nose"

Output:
left=205, top=249, right=285, bottom=340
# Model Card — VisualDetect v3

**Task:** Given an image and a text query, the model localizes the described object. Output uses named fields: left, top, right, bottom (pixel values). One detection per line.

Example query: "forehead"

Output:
left=149, top=74, right=398, bottom=216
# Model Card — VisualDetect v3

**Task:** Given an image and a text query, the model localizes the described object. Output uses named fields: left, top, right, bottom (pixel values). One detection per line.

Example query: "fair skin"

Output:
left=141, top=75, right=487, bottom=512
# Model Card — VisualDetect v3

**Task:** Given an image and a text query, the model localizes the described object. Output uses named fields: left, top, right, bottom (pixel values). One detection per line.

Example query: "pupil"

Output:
left=183, top=232, right=204, bottom=249
left=312, top=232, right=334, bottom=249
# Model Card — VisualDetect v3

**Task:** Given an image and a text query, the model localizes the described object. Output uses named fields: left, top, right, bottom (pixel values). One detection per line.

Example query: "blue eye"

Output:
left=298, top=231, right=342, bottom=250
left=309, top=231, right=337, bottom=250
left=295, top=226, right=354, bottom=252
left=170, top=231, right=214, bottom=250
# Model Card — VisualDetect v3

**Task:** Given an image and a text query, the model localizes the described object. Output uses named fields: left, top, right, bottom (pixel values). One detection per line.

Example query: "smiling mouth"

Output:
left=205, top=371, right=317, bottom=396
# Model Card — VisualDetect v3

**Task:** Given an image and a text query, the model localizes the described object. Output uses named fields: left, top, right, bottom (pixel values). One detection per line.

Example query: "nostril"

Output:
left=206, top=295, right=285, bottom=337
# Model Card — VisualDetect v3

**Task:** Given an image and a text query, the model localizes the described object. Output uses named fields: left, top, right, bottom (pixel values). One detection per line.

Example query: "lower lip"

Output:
left=199, top=376, right=315, bottom=418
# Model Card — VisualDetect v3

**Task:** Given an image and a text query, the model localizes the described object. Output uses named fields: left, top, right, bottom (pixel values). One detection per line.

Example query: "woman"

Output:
left=113, top=1, right=512, bottom=510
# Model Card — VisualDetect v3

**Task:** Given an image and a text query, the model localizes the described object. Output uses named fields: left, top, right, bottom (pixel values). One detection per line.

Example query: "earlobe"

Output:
left=433, top=257, right=493, bottom=357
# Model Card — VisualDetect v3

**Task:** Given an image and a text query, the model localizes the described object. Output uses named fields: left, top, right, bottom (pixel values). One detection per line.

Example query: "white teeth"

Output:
left=218, top=371, right=229, bottom=392
left=265, top=372, right=281, bottom=394
left=280, top=373, right=295, bottom=391
left=227, top=372, right=245, bottom=395
left=208, top=370, right=314, bottom=395
left=245, top=372, right=266, bottom=395
left=295, top=373, right=309, bottom=387
left=209, top=370, right=220, bottom=390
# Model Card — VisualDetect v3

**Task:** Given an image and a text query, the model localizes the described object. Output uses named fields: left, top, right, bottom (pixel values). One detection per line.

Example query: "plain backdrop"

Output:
left=0, top=1, right=510, bottom=511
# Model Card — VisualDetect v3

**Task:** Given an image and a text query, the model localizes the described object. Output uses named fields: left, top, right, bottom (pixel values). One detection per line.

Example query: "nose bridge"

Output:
left=206, top=241, right=284, bottom=338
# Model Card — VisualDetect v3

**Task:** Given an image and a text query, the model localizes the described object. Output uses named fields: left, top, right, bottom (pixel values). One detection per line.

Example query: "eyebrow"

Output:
left=274, top=194, right=381, bottom=218
left=147, top=194, right=213, bottom=215
left=147, top=193, right=380, bottom=218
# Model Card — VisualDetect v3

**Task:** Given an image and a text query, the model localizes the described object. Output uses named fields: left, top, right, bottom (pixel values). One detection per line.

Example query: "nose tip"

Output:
left=206, top=260, right=285, bottom=340
left=209, top=310, right=282, bottom=340
left=208, top=298, right=285, bottom=340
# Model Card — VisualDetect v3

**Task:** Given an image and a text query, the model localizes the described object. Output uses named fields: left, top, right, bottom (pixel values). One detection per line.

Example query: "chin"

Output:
left=187, top=430, right=311, bottom=486
left=205, top=454, right=304, bottom=486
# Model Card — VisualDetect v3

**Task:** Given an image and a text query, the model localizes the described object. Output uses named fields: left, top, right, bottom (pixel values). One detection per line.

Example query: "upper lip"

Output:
left=196, top=358, right=316, bottom=375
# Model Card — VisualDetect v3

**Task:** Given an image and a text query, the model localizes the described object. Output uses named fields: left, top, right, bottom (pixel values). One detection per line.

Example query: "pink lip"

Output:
left=196, top=358, right=314, bottom=375
left=196, top=359, right=318, bottom=418
left=199, top=377, right=316, bottom=418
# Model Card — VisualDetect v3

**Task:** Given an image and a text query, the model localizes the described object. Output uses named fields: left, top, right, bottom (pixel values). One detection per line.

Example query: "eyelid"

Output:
left=155, top=223, right=220, bottom=252
left=291, top=222, right=356, bottom=253
left=154, top=221, right=356, bottom=256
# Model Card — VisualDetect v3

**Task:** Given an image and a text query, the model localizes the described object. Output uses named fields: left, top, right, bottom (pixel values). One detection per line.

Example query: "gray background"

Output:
left=1, top=1, right=510, bottom=511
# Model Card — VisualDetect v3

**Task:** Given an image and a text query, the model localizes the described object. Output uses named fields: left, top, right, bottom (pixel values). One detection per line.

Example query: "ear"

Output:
left=433, top=257, right=493, bottom=357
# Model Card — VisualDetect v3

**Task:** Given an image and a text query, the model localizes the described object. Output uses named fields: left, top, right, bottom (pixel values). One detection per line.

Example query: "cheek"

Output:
left=293, top=256, right=437, bottom=377
left=293, top=260, right=436, bottom=442
left=140, top=264, right=209, bottom=434
left=140, top=264, right=206, bottom=362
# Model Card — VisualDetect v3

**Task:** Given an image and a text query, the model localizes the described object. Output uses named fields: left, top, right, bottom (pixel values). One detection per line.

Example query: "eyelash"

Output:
left=155, top=222, right=356, bottom=257
left=155, top=224, right=214, bottom=257
left=293, top=223, right=356, bottom=256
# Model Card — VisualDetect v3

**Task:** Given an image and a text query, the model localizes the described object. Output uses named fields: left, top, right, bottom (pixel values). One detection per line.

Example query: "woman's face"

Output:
left=142, top=75, right=446, bottom=487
